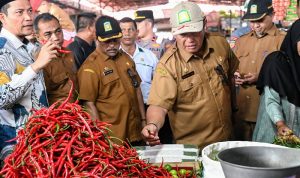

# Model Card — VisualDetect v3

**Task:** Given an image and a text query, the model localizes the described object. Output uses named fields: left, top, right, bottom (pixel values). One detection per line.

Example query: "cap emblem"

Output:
left=177, top=10, right=191, bottom=24
left=104, top=21, right=112, bottom=32
left=250, top=4, right=257, bottom=14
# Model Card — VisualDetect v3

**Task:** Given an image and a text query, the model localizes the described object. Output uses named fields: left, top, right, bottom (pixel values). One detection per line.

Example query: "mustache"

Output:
left=107, top=48, right=118, bottom=51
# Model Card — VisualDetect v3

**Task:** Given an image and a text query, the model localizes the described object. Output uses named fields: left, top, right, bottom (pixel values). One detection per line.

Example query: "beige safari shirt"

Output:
left=43, top=51, right=78, bottom=105
left=78, top=48, right=142, bottom=142
left=148, top=33, right=239, bottom=149
left=234, top=25, right=285, bottom=122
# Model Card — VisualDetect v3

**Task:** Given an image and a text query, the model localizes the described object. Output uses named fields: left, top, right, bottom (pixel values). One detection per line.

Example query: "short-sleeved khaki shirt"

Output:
left=148, top=33, right=239, bottom=149
left=78, top=48, right=142, bottom=142
left=43, top=52, right=78, bottom=105
left=234, top=25, right=285, bottom=122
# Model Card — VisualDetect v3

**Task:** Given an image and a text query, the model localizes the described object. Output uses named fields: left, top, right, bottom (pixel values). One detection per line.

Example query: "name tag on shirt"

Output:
left=103, top=67, right=113, bottom=76
left=182, top=71, right=195, bottom=79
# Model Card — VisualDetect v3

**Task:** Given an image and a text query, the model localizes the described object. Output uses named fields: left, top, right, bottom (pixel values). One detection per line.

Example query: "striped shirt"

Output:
left=0, top=28, right=48, bottom=161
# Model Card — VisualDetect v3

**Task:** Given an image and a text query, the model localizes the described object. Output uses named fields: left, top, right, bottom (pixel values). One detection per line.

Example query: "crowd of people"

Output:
left=0, top=0, right=300, bottom=168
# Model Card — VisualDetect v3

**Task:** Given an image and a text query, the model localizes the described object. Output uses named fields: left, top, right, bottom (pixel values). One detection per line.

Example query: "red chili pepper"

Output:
left=40, top=39, right=71, bottom=54
left=0, top=81, right=170, bottom=177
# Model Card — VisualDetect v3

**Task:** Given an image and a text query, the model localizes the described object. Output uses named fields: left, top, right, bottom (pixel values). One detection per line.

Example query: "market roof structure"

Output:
left=51, top=0, right=246, bottom=13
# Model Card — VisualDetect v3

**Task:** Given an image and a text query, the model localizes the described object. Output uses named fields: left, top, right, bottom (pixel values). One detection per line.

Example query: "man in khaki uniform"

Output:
left=141, top=2, right=239, bottom=149
left=78, top=16, right=146, bottom=145
left=234, top=0, right=286, bottom=141
left=34, top=13, right=78, bottom=105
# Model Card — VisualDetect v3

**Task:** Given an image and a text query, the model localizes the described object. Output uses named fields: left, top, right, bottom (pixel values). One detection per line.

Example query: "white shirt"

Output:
left=122, top=44, right=158, bottom=103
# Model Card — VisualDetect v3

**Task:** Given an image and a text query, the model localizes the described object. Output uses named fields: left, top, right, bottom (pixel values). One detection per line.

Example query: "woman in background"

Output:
left=253, top=19, right=300, bottom=143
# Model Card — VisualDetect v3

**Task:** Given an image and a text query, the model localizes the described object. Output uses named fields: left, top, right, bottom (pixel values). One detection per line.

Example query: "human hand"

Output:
left=141, top=123, right=160, bottom=146
left=31, top=41, right=60, bottom=73
left=276, top=121, right=293, bottom=136
left=234, top=71, right=245, bottom=86
left=243, top=72, right=258, bottom=84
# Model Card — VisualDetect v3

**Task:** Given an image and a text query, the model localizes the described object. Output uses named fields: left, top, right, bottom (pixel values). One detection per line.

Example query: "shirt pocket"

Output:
left=237, top=51, right=250, bottom=70
left=178, top=74, right=203, bottom=103
left=101, top=73, right=124, bottom=98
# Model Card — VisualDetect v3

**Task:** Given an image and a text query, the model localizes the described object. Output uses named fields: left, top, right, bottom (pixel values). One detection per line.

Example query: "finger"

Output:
left=148, top=140, right=161, bottom=146
left=141, top=127, right=154, bottom=138
left=48, top=43, right=59, bottom=50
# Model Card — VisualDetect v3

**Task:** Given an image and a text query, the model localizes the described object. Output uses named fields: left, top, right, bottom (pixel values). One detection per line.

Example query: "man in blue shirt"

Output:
left=119, top=17, right=158, bottom=110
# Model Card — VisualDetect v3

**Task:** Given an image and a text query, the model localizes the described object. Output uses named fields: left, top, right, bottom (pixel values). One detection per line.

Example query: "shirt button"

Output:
left=246, top=96, right=250, bottom=99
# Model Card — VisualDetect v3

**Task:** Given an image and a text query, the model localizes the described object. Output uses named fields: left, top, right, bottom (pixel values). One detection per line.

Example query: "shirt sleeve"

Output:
left=0, top=54, right=38, bottom=109
left=264, top=86, right=284, bottom=124
left=147, top=62, right=177, bottom=110
left=78, top=63, right=99, bottom=102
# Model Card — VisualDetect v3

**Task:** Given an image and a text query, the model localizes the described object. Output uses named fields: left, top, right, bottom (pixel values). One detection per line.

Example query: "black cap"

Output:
left=95, top=16, right=122, bottom=42
left=134, top=10, right=154, bottom=22
left=0, top=0, right=14, bottom=9
left=243, top=0, right=273, bottom=21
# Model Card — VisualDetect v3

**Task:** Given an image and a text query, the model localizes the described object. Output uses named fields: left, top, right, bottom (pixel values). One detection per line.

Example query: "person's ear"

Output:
left=0, top=13, right=7, bottom=26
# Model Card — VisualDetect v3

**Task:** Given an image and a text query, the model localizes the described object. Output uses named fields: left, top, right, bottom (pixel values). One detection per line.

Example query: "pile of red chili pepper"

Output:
left=0, top=86, right=169, bottom=177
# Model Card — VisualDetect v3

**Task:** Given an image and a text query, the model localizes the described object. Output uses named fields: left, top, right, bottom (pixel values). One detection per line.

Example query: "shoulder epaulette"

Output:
left=0, top=37, right=7, bottom=49
left=160, top=45, right=176, bottom=64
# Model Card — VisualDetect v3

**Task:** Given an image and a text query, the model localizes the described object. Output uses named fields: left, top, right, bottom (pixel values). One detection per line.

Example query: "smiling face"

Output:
left=175, top=31, right=205, bottom=54
left=0, top=0, right=34, bottom=38
left=36, top=18, right=64, bottom=47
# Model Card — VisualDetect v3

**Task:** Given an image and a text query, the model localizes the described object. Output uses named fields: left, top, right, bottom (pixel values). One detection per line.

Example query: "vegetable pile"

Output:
left=0, top=85, right=169, bottom=177
left=163, top=164, right=196, bottom=178
left=273, top=130, right=300, bottom=148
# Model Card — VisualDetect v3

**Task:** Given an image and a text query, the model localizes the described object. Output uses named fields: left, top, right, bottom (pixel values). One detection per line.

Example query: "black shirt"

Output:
left=67, top=36, right=96, bottom=69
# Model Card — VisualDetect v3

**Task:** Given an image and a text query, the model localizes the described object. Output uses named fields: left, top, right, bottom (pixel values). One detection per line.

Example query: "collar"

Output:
left=250, top=24, right=277, bottom=37
left=134, top=43, right=144, bottom=56
left=0, top=28, right=26, bottom=49
left=96, top=47, right=120, bottom=61
left=177, top=35, right=211, bottom=63
left=120, top=43, right=144, bottom=58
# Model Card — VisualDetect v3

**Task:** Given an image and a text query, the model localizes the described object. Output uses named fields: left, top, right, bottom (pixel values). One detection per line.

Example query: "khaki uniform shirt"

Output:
left=78, top=49, right=142, bottom=142
left=43, top=51, right=78, bottom=105
left=148, top=33, right=239, bottom=149
left=234, top=25, right=285, bottom=122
